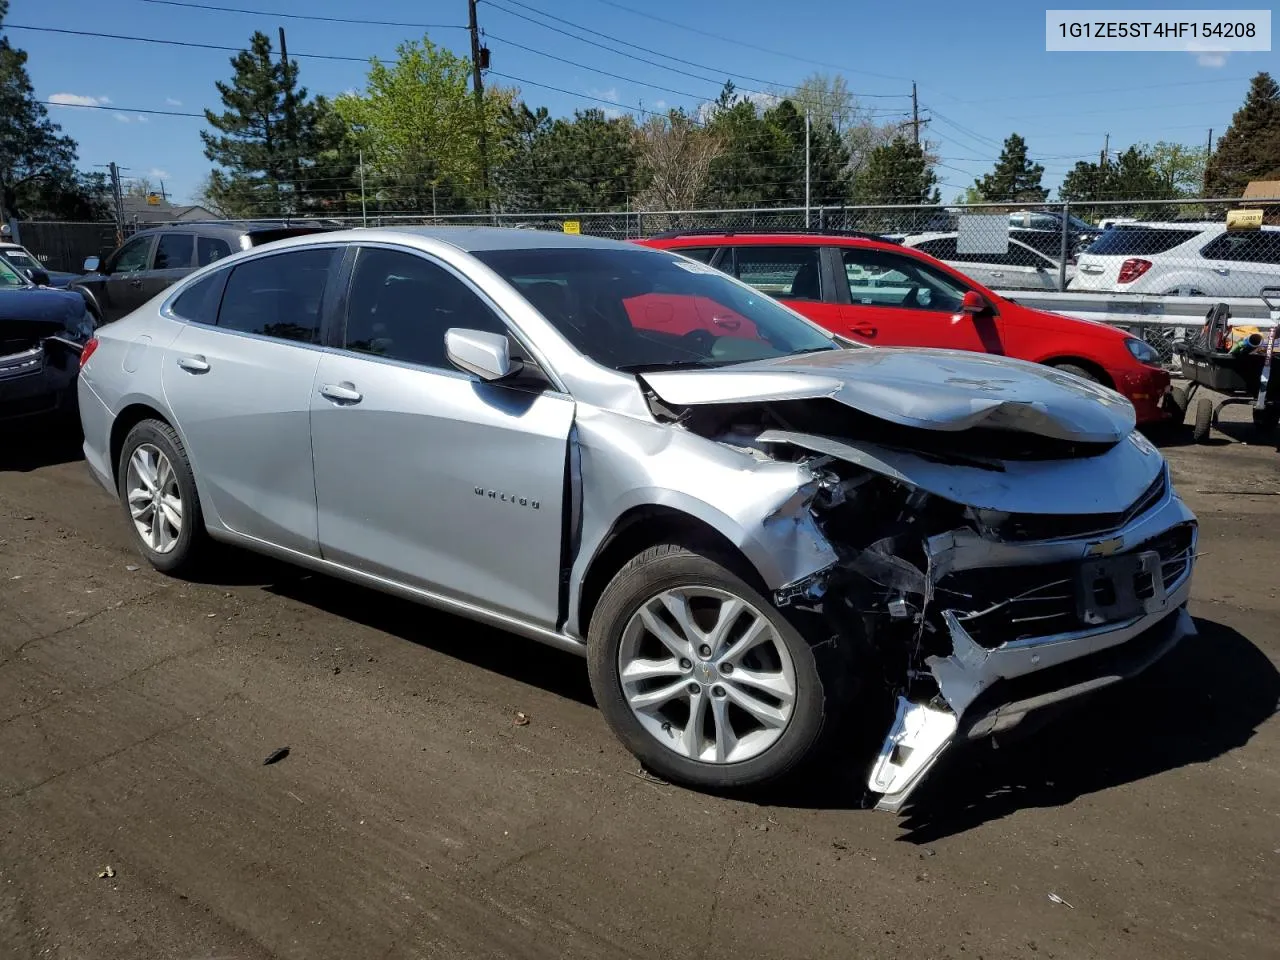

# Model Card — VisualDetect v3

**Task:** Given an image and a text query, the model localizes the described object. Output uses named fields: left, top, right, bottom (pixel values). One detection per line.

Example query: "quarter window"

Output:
left=674, top=246, right=717, bottom=264
left=153, top=233, right=194, bottom=270
left=343, top=247, right=508, bottom=370
left=730, top=245, right=824, bottom=301
left=217, top=248, right=336, bottom=343
left=197, top=235, right=232, bottom=266
left=170, top=271, right=225, bottom=324
left=1200, top=231, right=1280, bottom=265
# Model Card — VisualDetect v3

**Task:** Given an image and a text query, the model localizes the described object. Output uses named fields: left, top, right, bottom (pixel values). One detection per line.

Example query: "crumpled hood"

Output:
left=641, top=347, right=1136, bottom=443
left=0, top=286, right=87, bottom=332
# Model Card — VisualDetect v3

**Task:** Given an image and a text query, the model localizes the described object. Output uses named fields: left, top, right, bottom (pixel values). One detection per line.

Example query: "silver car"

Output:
left=77, top=228, right=1199, bottom=810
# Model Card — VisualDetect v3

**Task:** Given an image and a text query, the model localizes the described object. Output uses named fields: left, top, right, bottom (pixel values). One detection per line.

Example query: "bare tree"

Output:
left=634, top=110, right=724, bottom=213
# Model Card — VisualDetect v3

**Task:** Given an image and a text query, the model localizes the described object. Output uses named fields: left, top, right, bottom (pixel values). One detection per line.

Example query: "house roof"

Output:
left=121, top=195, right=220, bottom=224
left=1242, top=180, right=1280, bottom=200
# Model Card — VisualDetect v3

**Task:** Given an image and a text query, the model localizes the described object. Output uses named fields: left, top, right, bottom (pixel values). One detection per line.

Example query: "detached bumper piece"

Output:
left=869, top=595, right=1196, bottom=814
left=0, top=340, right=79, bottom=422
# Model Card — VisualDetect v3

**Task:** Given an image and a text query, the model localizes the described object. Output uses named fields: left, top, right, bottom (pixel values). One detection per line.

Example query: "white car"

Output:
left=902, top=231, right=1074, bottom=291
left=1069, top=222, right=1280, bottom=298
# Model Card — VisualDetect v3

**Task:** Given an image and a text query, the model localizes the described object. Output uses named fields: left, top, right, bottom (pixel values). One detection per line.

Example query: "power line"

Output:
left=130, top=0, right=466, bottom=29
left=483, top=0, right=910, bottom=103
left=42, top=100, right=205, bottom=118
left=5, top=23, right=371, bottom=61
left=578, top=0, right=915, bottom=82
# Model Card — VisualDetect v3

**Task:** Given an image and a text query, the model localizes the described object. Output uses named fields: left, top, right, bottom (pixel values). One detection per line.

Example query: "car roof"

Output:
left=129, top=220, right=337, bottom=238
left=642, top=230, right=903, bottom=249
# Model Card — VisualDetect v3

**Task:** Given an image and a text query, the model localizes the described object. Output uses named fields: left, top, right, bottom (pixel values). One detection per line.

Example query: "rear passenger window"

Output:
left=197, top=236, right=232, bottom=266
left=675, top=247, right=717, bottom=263
left=170, top=271, right=225, bottom=324
left=1201, top=232, right=1280, bottom=264
left=217, top=248, right=335, bottom=344
left=731, top=246, right=823, bottom=301
left=343, top=247, right=508, bottom=370
left=153, top=233, right=193, bottom=270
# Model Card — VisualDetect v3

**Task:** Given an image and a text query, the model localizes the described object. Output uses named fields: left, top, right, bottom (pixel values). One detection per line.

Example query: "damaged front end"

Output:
left=650, top=381, right=1198, bottom=813
left=1, top=308, right=92, bottom=422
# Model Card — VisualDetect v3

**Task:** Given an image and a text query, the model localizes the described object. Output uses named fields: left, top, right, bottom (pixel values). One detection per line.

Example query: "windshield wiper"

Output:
left=616, top=359, right=733, bottom=373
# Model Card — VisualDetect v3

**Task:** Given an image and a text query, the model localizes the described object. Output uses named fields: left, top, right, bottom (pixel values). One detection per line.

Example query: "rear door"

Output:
left=1198, top=230, right=1280, bottom=297
left=724, top=244, right=846, bottom=333
left=835, top=245, right=1006, bottom=354
left=142, top=232, right=197, bottom=303
left=161, top=245, right=343, bottom=555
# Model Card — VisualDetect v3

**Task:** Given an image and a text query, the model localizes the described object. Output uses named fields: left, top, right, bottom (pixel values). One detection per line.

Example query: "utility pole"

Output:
left=1101, top=132, right=1110, bottom=168
left=804, top=109, right=811, bottom=228
left=911, top=81, right=919, bottom=145
left=358, top=149, right=367, bottom=227
left=107, top=162, right=125, bottom=246
left=468, top=0, right=492, bottom=217
left=279, top=27, right=302, bottom=218
left=1202, top=128, right=1213, bottom=195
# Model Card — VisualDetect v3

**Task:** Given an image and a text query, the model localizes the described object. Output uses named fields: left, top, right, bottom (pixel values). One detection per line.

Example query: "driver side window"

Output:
left=110, top=234, right=153, bottom=274
left=841, top=248, right=968, bottom=312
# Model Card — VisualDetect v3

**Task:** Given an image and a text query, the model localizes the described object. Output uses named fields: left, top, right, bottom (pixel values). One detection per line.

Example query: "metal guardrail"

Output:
left=992, top=291, right=1276, bottom=327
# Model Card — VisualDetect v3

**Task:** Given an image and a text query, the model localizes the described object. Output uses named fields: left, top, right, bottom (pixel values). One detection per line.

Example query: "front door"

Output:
left=161, top=245, right=342, bottom=554
left=836, top=246, right=1005, bottom=355
left=309, top=244, right=574, bottom=629
left=100, top=233, right=155, bottom=322
left=143, top=231, right=197, bottom=304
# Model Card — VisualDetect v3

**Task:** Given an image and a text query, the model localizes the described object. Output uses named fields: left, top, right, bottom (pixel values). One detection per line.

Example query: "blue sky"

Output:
left=7, top=0, right=1271, bottom=205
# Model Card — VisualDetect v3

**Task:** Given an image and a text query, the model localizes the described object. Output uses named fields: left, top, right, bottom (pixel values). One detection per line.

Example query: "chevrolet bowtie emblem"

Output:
left=1085, top=537, right=1124, bottom=558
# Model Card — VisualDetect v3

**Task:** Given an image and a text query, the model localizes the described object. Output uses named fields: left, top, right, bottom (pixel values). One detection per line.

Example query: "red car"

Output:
left=636, top=231, right=1171, bottom=425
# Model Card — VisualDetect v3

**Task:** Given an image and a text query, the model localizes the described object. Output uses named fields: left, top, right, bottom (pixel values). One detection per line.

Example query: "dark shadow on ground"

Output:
left=238, top=563, right=597, bottom=708
left=882, top=617, right=1278, bottom=842
left=0, top=419, right=84, bottom=472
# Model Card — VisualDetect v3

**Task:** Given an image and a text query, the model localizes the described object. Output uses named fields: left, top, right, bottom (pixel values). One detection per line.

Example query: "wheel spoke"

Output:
left=658, top=590, right=703, bottom=647
left=149, top=512, right=163, bottom=550
left=155, top=455, right=172, bottom=492
left=638, top=604, right=693, bottom=661
left=130, top=449, right=157, bottom=493
left=710, top=695, right=738, bottom=763
left=681, top=690, right=707, bottom=757
left=728, top=666, right=795, bottom=704
left=706, top=597, right=744, bottom=658
left=621, top=657, right=684, bottom=683
left=627, top=678, right=689, bottom=713
left=718, top=616, right=771, bottom=666
left=723, top=682, right=788, bottom=728
left=159, top=499, right=183, bottom=532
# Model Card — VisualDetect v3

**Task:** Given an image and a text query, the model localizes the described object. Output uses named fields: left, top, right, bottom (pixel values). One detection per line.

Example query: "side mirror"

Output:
left=959, top=290, right=988, bottom=315
left=83, top=256, right=101, bottom=273
left=25, top=267, right=50, bottom=286
left=446, top=328, right=520, bottom=381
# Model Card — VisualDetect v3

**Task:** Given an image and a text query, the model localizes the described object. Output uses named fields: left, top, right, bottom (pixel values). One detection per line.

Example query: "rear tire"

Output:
left=1165, top=386, right=1190, bottom=426
left=116, top=419, right=208, bottom=575
left=1192, top=397, right=1214, bottom=443
left=587, top=544, right=851, bottom=790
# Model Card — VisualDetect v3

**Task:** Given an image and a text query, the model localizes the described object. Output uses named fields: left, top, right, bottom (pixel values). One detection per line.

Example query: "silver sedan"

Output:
left=77, top=227, right=1198, bottom=810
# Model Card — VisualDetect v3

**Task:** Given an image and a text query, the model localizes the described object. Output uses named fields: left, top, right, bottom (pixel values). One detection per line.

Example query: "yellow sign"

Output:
left=562, top=220, right=581, bottom=234
left=146, top=193, right=161, bottom=205
left=1226, top=208, right=1263, bottom=230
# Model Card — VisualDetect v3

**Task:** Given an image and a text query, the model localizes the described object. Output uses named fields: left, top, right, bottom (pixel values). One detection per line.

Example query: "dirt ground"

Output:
left=2, top=393, right=1278, bottom=960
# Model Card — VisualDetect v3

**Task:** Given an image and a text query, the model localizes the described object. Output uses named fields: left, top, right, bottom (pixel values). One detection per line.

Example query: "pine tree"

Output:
left=202, top=31, right=353, bottom=217
left=0, top=0, right=102, bottom=220
left=974, top=133, right=1048, bottom=203
left=852, top=136, right=940, bottom=205
left=1205, top=71, right=1280, bottom=197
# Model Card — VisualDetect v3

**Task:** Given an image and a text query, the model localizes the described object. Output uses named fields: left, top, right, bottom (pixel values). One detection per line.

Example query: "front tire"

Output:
left=1051, top=362, right=1101, bottom=383
left=1192, top=397, right=1214, bottom=443
left=587, top=544, right=846, bottom=790
left=117, top=419, right=208, bottom=575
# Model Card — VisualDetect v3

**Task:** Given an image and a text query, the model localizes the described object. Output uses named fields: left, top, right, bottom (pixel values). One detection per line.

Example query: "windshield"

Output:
left=2, top=247, right=40, bottom=270
left=472, top=246, right=840, bottom=371
left=1087, top=226, right=1201, bottom=256
left=0, top=257, right=26, bottom=287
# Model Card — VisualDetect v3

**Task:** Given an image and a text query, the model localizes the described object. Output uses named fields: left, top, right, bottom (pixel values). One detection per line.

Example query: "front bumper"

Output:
left=1113, top=365, right=1172, bottom=425
left=0, top=341, right=79, bottom=422
left=867, top=476, right=1198, bottom=812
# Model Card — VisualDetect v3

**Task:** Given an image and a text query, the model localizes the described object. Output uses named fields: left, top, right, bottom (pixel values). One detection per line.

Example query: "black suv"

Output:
left=73, top=221, right=334, bottom=324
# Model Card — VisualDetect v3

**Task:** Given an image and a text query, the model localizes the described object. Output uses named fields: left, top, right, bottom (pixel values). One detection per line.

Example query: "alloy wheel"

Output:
left=125, top=443, right=183, bottom=554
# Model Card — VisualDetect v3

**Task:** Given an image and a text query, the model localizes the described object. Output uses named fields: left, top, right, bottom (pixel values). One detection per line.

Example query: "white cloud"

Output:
left=136, top=115, right=149, bottom=123
left=148, top=168, right=170, bottom=180
left=602, top=107, right=623, bottom=120
left=653, top=99, right=667, bottom=111
left=114, top=114, right=131, bottom=123
left=1196, top=52, right=1228, bottom=68
left=588, top=86, right=620, bottom=103
left=48, top=92, right=111, bottom=107
left=165, top=97, right=182, bottom=106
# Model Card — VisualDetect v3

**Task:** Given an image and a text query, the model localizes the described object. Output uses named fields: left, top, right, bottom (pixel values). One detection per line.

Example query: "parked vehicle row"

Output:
left=637, top=230, right=1172, bottom=424
left=76, top=226, right=1198, bottom=810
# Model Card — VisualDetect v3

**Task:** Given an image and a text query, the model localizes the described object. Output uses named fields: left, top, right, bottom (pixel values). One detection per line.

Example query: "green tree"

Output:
left=704, top=84, right=792, bottom=206
left=0, top=1, right=103, bottom=220
left=493, top=102, right=552, bottom=213
left=1143, top=141, right=1208, bottom=196
left=634, top=108, right=723, bottom=212
left=533, top=109, right=637, bottom=212
left=1059, top=145, right=1173, bottom=217
left=853, top=135, right=940, bottom=205
left=764, top=99, right=853, bottom=206
left=1205, top=71, right=1280, bottom=196
left=335, top=36, right=513, bottom=214
left=973, top=133, right=1047, bottom=203
left=202, top=31, right=353, bottom=217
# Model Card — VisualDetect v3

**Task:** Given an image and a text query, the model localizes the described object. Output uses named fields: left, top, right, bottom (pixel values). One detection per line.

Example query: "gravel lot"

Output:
left=2, top=398, right=1277, bottom=960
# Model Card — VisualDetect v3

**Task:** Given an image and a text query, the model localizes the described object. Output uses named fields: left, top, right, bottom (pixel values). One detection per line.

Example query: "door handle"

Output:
left=989, top=271, right=1004, bottom=278
left=1214, top=268, right=1229, bottom=276
left=129, top=277, right=143, bottom=287
left=320, top=382, right=362, bottom=404
left=176, top=355, right=210, bottom=373
left=850, top=325, right=877, bottom=338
